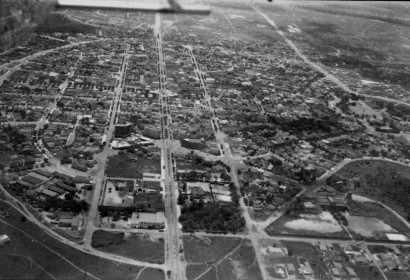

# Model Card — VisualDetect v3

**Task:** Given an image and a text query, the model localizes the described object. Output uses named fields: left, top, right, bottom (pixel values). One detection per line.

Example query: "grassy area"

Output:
left=183, top=236, right=262, bottom=280
left=92, top=230, right=164, bottom=264
left=348, top=199, right=410, bottom=233
left=138, top=268, right=165, bottom=280
left=106, top=155, right=160, bottom=178
left=183, top=235, right=242, bottom=263
left=329, top=160, right=410, bottom=222
left=386, top=272, right=410, bottom=280
left=186, top=264, right=209, bottom=280
left=282, top=241, right=332, bottom=280
left=352, top=265, right=385, bottom=280
left=0, top=201, right=143, bottom=280
left=216, top=240, right=263, bottom=280
left=0, top=253, right=54, bottom=280
left=198, top=267, right=217, bottom=280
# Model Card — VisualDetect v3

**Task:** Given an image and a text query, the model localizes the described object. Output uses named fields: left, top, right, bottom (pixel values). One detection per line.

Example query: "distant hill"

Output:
left=35, top=13, right=95, bottom=34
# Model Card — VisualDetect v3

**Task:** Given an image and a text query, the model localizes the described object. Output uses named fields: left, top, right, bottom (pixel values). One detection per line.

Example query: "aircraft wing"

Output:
left=57, top=0, right=211, bottom=14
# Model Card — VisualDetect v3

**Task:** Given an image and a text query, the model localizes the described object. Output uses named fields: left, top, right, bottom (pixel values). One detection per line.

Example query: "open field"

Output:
left=328, top=160, right=410, bottom=222
left=217, top=240, right=263, bottom=280
left=186, top=264, right=209, bottom=280
left=92, top=230, right=164, bottom=264
left=0, top=253, right=54, bottom=280
left=105, top=154, right=161, bottom=178
left=183, top=236, right=262, bottom=280
left=183, top=235, right=242, bottom=263
left=386, top=272, right=410, bottom=280
left=347, top=199, right=410, bottom=239
left=197, top=267, right=217, bottom=280
left=252, top=1, right=410, bottom=89
left=137, top=267, right=165, bottom=280
left=0, top=201, right=143, bottom=280
left=353, top=265, right=385, bottom=280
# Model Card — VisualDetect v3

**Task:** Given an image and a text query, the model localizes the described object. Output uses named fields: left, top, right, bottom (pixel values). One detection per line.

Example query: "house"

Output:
left=267, top=246, right=288, bottom=256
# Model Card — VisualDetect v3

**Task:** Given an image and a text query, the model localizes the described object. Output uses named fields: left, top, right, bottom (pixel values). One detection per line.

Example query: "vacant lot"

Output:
left=186, top=264, right=209, bottom=280
left=106, top=154, right=161, bottom=178
left=0, top=201, right=143, bottom=280
left=137, top=267, right=165, bottom=280
left=328, top=160, right=410, bottom=221
left=183, top=235, right=242, bottom=263
left=217, top=240, right=263, bottom=280
left=0, top=254, right=54, bottom=280
left=386, top=272, right=410, bottom=280
left=353, top=265, right=385, bottom=280
left=183, top=236, right=262, bottom=280
left=347, top=199, right=410, bottom=238
left=92, top=230, right=164, bottom=264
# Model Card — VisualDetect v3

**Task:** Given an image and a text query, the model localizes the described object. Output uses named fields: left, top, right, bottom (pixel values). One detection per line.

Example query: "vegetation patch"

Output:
left=179, top=200, right=245, bottom=233
left=105, top=154, right=160, bottom=178
left=91, top=230, right=164, bottom=264
left=328, top=160, right=410, bottom=221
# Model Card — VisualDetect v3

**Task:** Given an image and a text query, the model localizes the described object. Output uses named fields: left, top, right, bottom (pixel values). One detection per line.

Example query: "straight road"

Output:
left=186, top=46, right=270, bottom=280
left=156, top=13, right=184, bottom=280
left=83, top=43, right=130, bottom=246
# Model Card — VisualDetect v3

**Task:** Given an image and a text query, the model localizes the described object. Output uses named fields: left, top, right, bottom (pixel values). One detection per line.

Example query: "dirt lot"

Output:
left=92, top=230, right=164, bottom=264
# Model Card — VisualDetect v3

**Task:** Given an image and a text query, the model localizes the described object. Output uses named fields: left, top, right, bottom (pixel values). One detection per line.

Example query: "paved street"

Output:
left=156, top=13, right=184, bottom=280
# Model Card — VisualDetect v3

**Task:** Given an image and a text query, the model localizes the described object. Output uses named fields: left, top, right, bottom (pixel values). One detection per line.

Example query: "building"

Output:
left=267, top=246, right=288, bottom=256
left=114, top=123, right=132, bottom=138
left=142, top=125, right=161, bottom=139
left=181, top=138, right=205, bottom=150
left=131, top=212, right=165, bottom=229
